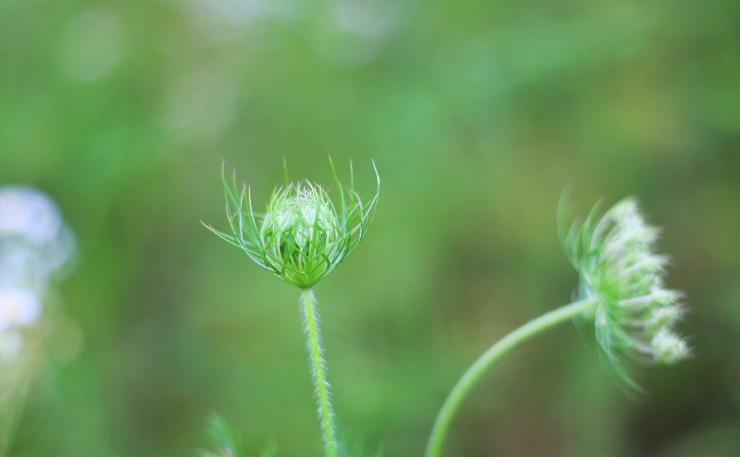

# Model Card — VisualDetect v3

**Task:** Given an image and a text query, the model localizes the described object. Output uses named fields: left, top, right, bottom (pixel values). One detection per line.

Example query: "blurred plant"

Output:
left=0, top=187, right=76, bottom=456
left=205, top=159, right=379, bottom=457
left=200, top=414, right=244, bottom=457
left=424, top=196, right=690, bottom=457
left=200, top=414, right=278, bottom=457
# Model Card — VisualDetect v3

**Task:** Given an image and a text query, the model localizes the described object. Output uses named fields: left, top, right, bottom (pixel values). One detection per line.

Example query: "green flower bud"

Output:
left=259, top=182, right=344, bottom=287
left=206, top=159, right=379, bottom=288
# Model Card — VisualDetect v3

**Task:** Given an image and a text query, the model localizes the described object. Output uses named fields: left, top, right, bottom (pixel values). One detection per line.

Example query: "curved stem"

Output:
left=301, top=289, right=339, bottom=457
left=425, top=298, right=598, bottom=457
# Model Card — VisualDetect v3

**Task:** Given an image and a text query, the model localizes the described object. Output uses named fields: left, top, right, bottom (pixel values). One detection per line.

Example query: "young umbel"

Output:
left=424, top=196, right=690, bottom=457
left=560, top=198, right=690, bottom=382
left=207, top=160, right=378, bottom=289
left=205, top=159, right=379, bottom=457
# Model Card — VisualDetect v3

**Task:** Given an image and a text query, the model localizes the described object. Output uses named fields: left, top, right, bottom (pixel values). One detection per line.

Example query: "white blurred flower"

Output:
left=0, top=287, right=42, bottom=331
left=0, top=186, right=76, bottom=369
left=0, top=187, right=62, bottom=245
left=0, top=187, right=76, bottom=290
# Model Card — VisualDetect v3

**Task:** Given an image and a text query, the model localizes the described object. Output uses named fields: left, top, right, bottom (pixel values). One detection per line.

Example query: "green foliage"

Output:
left=201, top=414, right=276, bottom=457
left=200, top=414, right=243, bottom=457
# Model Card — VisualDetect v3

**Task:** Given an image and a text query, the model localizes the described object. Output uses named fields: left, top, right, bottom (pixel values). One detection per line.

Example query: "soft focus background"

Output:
left=1, top=0, right=739, bottom=456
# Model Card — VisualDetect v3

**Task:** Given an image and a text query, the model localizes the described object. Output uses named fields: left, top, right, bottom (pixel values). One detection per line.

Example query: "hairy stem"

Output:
left=425, top=298, right=598, bottom=457
left=301, top=289, right=339, bottom=457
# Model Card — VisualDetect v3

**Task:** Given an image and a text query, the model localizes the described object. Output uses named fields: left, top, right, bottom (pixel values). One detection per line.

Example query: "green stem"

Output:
left=425, top=298, right=598, bottom=457
left=301, top=289, right=339, bottom=457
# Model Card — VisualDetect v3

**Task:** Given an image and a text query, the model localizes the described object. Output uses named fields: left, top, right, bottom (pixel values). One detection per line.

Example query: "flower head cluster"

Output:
left=0, top=187, right=75, bottom=365
left=560, top=197, right=690, bottom=386
left=206, top=159, right=379, bottom=289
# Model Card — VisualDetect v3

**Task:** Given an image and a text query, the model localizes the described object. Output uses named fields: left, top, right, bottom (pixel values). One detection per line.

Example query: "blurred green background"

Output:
left=1, top=0, right=739, bottom=456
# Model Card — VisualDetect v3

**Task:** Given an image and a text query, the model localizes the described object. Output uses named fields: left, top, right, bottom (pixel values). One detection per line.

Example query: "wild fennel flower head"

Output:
left=560, top=197, right=690, bottom=385
left=206, top=159, right=379, bottom=289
